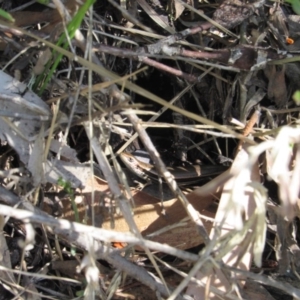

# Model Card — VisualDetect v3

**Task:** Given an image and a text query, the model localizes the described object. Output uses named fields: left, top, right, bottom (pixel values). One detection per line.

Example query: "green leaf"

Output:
left=292, top=90, right=300, bottom=105
left=285, top=0, right=300, bottom=15
left=0, top=9, right=15, bottom=22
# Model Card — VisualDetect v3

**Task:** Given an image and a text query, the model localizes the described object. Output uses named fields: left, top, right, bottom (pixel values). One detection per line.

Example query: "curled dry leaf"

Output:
left=186, top=143, right=263, bottom=299
left=266, top=127, right=300, bottom=220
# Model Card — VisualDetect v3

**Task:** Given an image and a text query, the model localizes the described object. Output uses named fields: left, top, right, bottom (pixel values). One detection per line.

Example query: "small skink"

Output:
left=120, top=152, right=227, bottom=185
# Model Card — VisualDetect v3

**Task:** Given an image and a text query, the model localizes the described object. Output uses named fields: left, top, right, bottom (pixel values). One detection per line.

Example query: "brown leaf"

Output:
left=264, top=64, right=287, bottom=107
left=173, top=0, right=185, bottom=20
left=106, top=190, right=218, bottom=249
left=46, top=175, right=220, bottom=250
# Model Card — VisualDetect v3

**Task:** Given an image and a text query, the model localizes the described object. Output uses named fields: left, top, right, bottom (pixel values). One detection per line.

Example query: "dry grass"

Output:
left=0, top=0, right=299, bottom=299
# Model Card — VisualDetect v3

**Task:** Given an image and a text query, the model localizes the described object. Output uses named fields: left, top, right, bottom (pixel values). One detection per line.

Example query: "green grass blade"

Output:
left=35, top=0, right=96, bottom=94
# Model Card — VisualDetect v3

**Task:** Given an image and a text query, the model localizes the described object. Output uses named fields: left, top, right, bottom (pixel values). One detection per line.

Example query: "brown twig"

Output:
left=235, top=109, right=261, bottom=156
